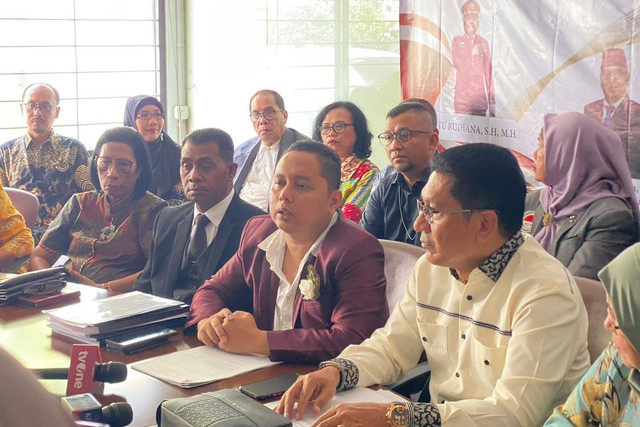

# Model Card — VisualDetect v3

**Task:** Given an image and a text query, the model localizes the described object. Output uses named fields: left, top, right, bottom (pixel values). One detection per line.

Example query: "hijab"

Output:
left=598, top=243, right=640, bottom=394
left=535, top=112, right=639, bottom=249
left=123, top=95, right=181, bottom=201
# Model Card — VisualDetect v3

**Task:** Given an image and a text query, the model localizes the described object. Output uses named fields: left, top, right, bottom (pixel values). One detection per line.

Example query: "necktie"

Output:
left=602, top=105, right=615, bottom=128
left=188, top=214, right=210, bottom=262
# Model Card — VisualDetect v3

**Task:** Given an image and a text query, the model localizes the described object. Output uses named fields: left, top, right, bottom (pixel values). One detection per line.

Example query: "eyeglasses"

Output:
left=249, top=108, right=283, bottom=122
left=378, top=128, right=432, bottom=145
left=416, top=199, right=489, bottom=224
left=136, top=112, right=164, bottom=120
left=319, top=121, right=354, bottom=135
left=24, top=101, right=56, bottom=113
left=23, top=280, right=66, bottom=296
left=95, top=156, right=136, bottom=174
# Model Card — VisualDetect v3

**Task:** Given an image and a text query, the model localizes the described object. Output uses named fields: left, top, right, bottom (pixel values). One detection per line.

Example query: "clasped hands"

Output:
left=197, top=308, right=269, bottom=355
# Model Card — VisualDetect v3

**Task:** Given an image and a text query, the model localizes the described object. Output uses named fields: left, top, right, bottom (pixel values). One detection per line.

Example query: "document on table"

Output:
left=131, top=345, right=281, bottom=388
left=265, top=387, right=405, bottom=427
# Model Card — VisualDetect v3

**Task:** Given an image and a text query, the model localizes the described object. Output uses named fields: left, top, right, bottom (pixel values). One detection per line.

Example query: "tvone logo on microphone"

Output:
left=74, top=350, right=88, bottom=389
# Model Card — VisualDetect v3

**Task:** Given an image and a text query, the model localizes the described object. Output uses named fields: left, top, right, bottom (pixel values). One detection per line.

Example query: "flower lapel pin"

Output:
left=299, top=265, right=321, bottom=301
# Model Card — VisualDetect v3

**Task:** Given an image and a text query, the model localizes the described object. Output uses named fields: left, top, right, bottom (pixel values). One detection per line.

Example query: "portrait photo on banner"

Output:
left=399, top=0, right=640, bottom=200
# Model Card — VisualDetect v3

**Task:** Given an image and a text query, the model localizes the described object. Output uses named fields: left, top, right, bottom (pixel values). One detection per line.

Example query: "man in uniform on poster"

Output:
left=584, top=48, right=640, bottom=178
left=451, top=0, right=495, bottom=117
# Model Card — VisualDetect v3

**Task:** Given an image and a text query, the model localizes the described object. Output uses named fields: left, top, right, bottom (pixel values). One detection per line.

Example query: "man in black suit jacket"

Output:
left=134, top=128, right=264, bottom=303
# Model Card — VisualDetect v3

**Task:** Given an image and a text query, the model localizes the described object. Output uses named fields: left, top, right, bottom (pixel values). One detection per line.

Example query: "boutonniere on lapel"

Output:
left=299, top=265, right=320, bottom=301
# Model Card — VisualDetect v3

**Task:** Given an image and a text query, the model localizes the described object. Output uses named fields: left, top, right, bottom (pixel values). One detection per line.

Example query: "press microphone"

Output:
left=31, top=361, right=128, bottom=383
left=62, top=393, right=133, bottom=426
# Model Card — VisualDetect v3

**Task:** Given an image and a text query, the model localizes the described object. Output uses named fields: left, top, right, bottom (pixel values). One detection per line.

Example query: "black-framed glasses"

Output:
left=24, top=101, right=56, bottom=113
left=136, top=112, right=164, bottom=120
left=378, top=128, right=431, bottom=146
left=250, top=107, right=283, bottom=122
left=23, top=280, right=66, bottom=296
left=95, top=156, right=136, bottom=174
left=318, top=121, right=354, bottom=135
left=416, top=199, right=489, bottom=224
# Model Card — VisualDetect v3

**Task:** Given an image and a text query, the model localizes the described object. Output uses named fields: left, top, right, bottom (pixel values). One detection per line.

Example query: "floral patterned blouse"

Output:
left=545, top=343, right=640, bottom=426
left=39, top=191, right=166, bottom=284
left=339, top=155, right=379, bottom=222
left=0, top=186, right=34, bottom=260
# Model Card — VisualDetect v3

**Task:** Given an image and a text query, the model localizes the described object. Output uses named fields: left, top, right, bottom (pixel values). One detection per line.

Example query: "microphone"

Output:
left=62, top=393, right=133, bottom=426
left=31, top=361, right=128, bottom=383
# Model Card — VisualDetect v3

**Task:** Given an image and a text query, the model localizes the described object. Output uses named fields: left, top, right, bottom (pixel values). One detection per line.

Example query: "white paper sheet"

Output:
left=265, top=387, right=405, bottom=427
left=131, top=345, right=281, bottom=388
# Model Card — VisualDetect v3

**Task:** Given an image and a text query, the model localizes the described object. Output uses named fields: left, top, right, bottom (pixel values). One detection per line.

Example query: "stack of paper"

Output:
left=132, top=346, right=281, bottom=388
left=44, top=291, right=189, bottom=345
left=265, top=388, right=406, bottom=427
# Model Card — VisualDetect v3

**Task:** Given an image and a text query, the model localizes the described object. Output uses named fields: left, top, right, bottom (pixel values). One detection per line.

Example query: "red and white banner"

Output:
left=400, top=0, right=640, bottom=191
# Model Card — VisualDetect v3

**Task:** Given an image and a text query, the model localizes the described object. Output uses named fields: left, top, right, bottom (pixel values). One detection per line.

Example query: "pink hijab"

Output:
left=535, top=112, right=640, bottom=249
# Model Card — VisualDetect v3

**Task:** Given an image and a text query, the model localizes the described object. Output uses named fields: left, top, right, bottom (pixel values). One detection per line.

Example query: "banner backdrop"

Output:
left=400, top=0, right=640, bottom=194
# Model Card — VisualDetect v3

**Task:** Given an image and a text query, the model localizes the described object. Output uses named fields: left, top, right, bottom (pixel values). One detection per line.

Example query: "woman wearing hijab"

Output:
left=524, top=112, right=639, bottom=280
left=544, top=243, right=640, bottom=425
left=124, top=95, right=184, bottom=203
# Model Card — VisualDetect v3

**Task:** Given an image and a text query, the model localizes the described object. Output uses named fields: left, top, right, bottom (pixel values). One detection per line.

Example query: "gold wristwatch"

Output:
left=386, top=402, right=410, bottom=427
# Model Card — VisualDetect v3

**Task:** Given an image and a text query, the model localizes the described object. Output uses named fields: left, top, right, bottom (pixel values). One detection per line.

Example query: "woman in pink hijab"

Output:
left=524, top=112, right=639, bottom=280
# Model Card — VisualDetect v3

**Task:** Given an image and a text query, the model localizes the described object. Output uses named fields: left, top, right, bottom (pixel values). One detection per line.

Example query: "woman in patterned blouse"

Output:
left=313, top=101, right=379, bottom=222
left=28, top=127, right=167, bottom=292
left=0, top=186, right=34, bottom=271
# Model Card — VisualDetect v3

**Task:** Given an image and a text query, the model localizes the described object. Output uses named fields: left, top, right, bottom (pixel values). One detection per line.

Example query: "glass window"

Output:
left=0, top=0, right=161, bottom=149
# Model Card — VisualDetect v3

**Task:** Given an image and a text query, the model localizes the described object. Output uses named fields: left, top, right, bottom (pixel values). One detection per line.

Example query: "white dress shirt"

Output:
left=258, top=212, right=338, bottom=331
left=190, top=188, right=234, bottom=247
left=239, top=140, right=280, bottom=209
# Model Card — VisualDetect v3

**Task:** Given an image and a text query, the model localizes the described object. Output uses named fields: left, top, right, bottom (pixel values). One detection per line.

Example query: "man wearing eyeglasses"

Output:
left=584, top=48, right=640, bottom=178
left=233, top=89, right=309, bottom=210
left=0, top=83, right=93, bottom=241
left=361, top=101, right=439, bottom=246
left=278, top=143, right=590, bottom=427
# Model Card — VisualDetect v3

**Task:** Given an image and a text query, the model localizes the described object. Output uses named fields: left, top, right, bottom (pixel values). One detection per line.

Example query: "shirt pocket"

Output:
left=416, top=321, right=451, bottom=375
left=469, top=335, right=508, bottom=387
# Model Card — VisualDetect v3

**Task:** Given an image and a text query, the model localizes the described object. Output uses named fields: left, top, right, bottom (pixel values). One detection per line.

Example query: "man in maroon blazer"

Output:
left=584, top=48, right=640, bottom=178
left=186, top=141, right=389, bottom=363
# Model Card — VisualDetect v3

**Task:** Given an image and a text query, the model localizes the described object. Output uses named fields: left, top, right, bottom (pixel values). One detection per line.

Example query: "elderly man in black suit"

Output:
left=134, top=128, right=264, bottom=303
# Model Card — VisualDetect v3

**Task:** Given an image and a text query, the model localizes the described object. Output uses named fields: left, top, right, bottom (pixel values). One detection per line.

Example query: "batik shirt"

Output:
left=0, top=130, right=94, bottom=240
left=40, top=191, right=166, bottom=284
left=339, top=155, right=378, bottom=223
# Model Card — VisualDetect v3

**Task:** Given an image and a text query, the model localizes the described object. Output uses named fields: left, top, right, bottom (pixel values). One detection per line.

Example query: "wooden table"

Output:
left=0, top=283, right=315, bottom=426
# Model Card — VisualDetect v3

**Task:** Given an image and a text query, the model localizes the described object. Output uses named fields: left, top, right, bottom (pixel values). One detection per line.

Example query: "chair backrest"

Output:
left=380, top=239, right=425, bottom=313
left=574, top=276, right=610, bottom=363
left=4, top=187, right=39, bottom=229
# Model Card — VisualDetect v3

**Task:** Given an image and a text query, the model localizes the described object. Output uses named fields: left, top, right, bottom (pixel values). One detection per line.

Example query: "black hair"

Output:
left=182, top=128, right=234, bottom=163
left=286, top=140, right=341, bottom=191
left=249, top=89, right=285, bottom=110
left=430, top=143, right=525, bottom=237
left=22, top=83, right=60, bottom=105
left=312, top=101, right=373, bottom=159
left=387, top=102, right=436, bottom=132
left=401, top=98, right=437, bottom=128
left=90, top=127, right=154, bottom=200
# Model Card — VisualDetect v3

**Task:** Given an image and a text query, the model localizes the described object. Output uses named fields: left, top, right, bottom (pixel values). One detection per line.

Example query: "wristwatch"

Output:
left=386, top=402, right=410, bottom=427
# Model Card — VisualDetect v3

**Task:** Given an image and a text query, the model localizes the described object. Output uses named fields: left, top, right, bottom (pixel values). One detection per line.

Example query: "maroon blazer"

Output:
left=187, top=214, right=389, bottom=363
left=584, top=95, right=640, bottom=178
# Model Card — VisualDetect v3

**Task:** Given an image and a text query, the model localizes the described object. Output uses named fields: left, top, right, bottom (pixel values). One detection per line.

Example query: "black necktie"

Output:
left=188, top=214, right=210, bottom=262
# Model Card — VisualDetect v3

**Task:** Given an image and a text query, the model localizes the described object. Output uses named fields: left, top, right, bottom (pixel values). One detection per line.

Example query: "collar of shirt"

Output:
left=258, top=139, right=280, bottom=156
left=604, top=95, right=626, bottom=109
left=449, top=231, right=525, bottom=283
left=259, top=211, right=339, bottom=330
left=191, top=188, right=234, bottom=244
left=23, top=129, right=58, bottom=150
left=392, top=166, right=431, bottom=193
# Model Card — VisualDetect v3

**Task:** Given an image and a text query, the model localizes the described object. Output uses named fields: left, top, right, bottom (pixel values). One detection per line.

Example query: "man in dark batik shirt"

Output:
left=0, top=83, right=93, bottom=241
